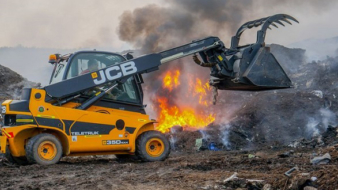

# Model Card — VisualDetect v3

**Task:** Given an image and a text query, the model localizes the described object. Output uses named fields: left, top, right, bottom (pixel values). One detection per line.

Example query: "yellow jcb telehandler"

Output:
left=0, top=14, right=298, bottom=165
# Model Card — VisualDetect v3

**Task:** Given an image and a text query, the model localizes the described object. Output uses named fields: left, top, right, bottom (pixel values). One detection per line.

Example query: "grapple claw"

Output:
left=231, top=14, right=299, bottom=49
left=212, top=14, right=299, bottom=91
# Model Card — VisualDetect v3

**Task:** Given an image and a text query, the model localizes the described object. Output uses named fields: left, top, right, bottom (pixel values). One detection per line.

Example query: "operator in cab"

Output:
left=80, top=59, right=99, bottom=75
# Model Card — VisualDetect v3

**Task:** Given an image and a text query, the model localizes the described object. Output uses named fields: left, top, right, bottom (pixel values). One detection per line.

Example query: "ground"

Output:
left=0, top=145, right=337, bottom=190
left=0, top=42, right=338, bottom=190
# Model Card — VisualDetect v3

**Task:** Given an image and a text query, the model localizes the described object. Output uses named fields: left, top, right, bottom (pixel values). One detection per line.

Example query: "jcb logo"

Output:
left=93, top=61, right=137, bottom=85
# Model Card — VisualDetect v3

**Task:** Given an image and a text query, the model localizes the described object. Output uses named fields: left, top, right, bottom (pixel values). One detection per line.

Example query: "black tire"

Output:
left=136, top=131, right=170, bottom=162
left=25, top=134, right=63, bottom=165
left=4, top=146, right=29, bottom=165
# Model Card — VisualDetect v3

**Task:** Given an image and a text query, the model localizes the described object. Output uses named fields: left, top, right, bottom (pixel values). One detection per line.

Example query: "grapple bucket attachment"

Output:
left=205, top=14, right=298, bottom=91
left=242, top=46, right=292, bottom=88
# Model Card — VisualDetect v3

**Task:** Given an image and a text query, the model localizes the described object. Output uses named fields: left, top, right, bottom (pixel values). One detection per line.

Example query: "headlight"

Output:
left=1, top=106, right=6, bottom=114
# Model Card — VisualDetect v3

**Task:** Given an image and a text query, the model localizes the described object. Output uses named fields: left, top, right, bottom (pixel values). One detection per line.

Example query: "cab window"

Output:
left=66, top=52, right=125, bottom=79
left=83, top=77, right=140, bottom=104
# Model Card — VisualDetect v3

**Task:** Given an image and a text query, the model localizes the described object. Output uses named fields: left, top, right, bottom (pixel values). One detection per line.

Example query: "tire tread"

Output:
left=136, top=131, right=170, bottom=162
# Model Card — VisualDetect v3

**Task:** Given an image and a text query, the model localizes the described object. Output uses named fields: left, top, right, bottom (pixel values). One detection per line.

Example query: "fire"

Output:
left=163, top=70, right=180, bottom=91
left=193, top=78, right=211, bottom=106
left=156, top=97, right=215, bottom=133
left=155, top=71, right=215, bottom=133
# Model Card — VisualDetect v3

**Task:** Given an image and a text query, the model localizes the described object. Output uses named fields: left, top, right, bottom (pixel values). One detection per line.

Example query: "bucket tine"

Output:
left=281, top=18, right=293, bottom=25
left=270, top=23, right=278, bottom=28
left=274, top=20, right=285, bottom=27
left=284, top=15, right=299, bottom=23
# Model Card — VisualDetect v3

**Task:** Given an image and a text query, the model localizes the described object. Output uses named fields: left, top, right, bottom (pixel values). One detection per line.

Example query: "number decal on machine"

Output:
left=102, top=140, right=129, bottom=145
left=1, top=106, right=6, bottom=114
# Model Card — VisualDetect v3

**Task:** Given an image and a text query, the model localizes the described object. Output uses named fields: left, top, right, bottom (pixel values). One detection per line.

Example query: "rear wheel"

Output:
left=136, top=131, right=170, bottom=162
left=26, top=134, right=63, bottom=165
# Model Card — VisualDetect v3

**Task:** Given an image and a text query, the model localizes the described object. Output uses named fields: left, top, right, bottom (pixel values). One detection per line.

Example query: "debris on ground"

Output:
left=284, top=166, right=299, bottom=177
left=278, top=150, right=294, bottom=158
left=310, top=153, right=331, bottom=165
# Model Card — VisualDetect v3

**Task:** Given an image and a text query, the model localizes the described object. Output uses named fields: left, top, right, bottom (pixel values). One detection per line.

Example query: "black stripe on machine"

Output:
left=70, top=121, right=115, bottom=136
left=125, top=127, right=136, bottom=134
left=35, top=117, right=63, bottom=130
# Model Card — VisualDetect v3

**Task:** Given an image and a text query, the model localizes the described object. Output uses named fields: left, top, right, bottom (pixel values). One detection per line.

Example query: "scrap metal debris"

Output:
left=310, top=153, right=331, bottom=165
left=284, top=166, right=299, bottom=177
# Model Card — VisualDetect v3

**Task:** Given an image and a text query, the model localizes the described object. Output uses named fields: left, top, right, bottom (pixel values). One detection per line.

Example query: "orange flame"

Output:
left=156, top=97, right=215, bottom=133
left=163, top=70, right=180, bottom=91
left=156, top=70, right=215, bottom=133
left=193, top=78, right=211, bottom=106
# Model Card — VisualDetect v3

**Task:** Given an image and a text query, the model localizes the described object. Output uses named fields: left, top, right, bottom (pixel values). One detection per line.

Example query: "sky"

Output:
left=0, top=0, right=157, bottom=50
left=1, top=0, right=338, bottom=50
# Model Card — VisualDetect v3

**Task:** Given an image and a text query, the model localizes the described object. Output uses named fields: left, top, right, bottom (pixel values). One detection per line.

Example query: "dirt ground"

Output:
left=0, top=39, right=338, bottom=190
left=0, top=144, right=337, bottom=190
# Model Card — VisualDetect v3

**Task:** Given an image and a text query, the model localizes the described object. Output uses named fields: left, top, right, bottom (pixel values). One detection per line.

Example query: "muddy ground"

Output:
left=1, top=41, right=338, bottom=190
left=0, top=144, right=337, bottom=190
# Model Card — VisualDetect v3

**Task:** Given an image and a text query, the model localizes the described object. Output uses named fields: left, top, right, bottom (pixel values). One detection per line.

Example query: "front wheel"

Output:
left=25, top=134, right=63, bottom=165
left=136, top=131, right=170, bottom=162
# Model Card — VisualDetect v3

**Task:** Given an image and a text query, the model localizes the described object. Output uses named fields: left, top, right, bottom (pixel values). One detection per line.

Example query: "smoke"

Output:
left=320, top=108, right=337, bottom=128
left=219, top=124, right=231, bottom=150
left=198, top=129, right=211, bottom=140
left=304, top=108, right=337, bottom=139
left=306, top=117, right=321, bottom=138
left=118, top=1, right=250, bottom=53
left=117, top=0, right=337, bottom=141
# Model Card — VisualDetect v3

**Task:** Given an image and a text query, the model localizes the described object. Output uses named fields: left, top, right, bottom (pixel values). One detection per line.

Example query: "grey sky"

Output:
left=0, top=0, right=158, bottom=50
left=1, top=0, right=338, bottom=49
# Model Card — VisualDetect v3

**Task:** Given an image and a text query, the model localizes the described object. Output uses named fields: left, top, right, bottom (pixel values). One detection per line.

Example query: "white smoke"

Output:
left=198, top=129, right=210, bottom=140
left=169, top=135, right=177, bottom=150
left=319, top=108, right=337, bottom=129
left=220, top=124, right=231, bottom=149
left=306, top=117, right=320, bottom=137
left=306, top=108, right=337, bottom=138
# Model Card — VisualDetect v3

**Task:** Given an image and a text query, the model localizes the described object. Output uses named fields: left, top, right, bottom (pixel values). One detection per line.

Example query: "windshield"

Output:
left=49, top=52, right=125, bottom=84
left=66, top=52, right=125, bottom=79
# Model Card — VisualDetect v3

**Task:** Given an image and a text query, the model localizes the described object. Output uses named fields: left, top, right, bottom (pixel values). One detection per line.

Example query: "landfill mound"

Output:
left=0, top=64, right=38, bottom=125
left=0, top=64, right=38, bottom=103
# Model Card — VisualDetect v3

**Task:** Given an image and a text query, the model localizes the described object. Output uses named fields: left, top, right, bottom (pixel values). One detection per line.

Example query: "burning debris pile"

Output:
left=164, top=45, right=338, bottom=151
left=155, top=69, right=215, bottom=133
